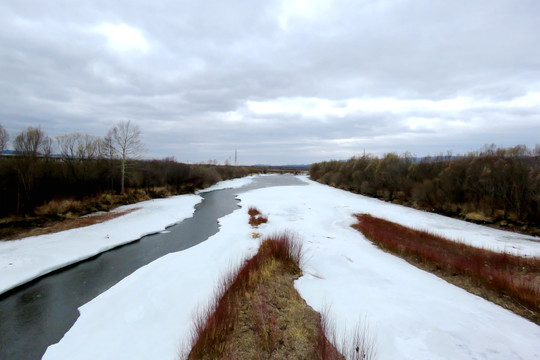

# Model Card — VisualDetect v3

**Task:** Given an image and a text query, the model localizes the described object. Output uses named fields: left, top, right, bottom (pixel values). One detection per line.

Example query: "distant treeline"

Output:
left=310, top=145, right=540, bottom=227
left=0, top=124, right=259, bottom=218
left=0, top=155, right=257, bottom=217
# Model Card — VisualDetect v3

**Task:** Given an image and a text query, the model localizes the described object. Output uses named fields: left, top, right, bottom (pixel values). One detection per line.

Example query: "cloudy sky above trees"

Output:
left=1, top=0, right=539, bottom=165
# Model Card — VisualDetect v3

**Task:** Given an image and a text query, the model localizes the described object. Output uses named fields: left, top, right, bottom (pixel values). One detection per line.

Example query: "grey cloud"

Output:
left=0, top=0, right=538, bottom=164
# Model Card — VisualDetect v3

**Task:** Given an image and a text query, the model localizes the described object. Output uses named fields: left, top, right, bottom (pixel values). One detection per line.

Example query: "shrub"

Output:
left=183, top=230, right=376, bottom=359
left=184, top=234, right=304, bottom=359
left=248, top=206, right=268, bottom=227
left=353, top=213, right=540, bottom=324
left=310, top=146, right=540, bottom=227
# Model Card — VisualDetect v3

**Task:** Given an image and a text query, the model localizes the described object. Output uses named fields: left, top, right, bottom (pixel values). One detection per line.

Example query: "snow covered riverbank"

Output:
left=42, top=175, right=539, bottom=360
left=0, top=175, right=258, bottom=295
left=0, top=195, right=202, bottom=295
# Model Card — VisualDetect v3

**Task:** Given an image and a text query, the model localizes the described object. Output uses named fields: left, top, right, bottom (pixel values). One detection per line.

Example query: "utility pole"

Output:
left=235, top=149, right=237, bottom=166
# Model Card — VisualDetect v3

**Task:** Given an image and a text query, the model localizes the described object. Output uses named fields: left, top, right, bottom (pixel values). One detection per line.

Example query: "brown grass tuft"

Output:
left=352, top=213, right=540, bottom=325
left=184, top=234, right=305, bottom=359
left=182, top=232, right=375, bottom=359
left=34, top=199, right=83, bottom=216
left=248, top=207, right=268, bottom=227
left=247, top=207, right=261, bottom=217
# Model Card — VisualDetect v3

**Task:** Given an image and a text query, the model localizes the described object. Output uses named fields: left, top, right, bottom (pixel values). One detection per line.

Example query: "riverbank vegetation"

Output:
left=0, top=158, right=257, bottom=239
left=248, top=207, right=268, bottom=228
left=183, top=211, right=375, bottom=360
left=353, top=214, right=540, bottom=325
left=310, top=145, right=540, bottom=236
left=0, top=124, right=261, bottom=239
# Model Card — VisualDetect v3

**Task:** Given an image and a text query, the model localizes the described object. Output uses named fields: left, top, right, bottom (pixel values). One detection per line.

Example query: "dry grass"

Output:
left=352, top=214, right=540, bottom=325
left=0, top=187, right=167, bottom=240
left=248, top=207, right=268, bottom=227
left=1, top=208, right=141, bottom=240
left=320, top=308, right=376, bottom=360
left=184, top=233, right=310, bottom=359
left=183, top=231, right=376, bottom=360
left=34, top=198, right=83, bottom=216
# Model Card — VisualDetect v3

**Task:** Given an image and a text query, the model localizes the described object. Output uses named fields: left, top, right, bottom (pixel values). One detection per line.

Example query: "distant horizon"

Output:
left=2, top=142, right=537, bottom=167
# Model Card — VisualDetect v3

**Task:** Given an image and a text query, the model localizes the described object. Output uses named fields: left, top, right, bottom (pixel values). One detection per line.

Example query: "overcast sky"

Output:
left=1, top=1, right=539, bottom=165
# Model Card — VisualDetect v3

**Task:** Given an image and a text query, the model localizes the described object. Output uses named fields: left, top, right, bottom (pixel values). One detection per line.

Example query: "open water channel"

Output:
left=0, top=174, right=305, bottom=360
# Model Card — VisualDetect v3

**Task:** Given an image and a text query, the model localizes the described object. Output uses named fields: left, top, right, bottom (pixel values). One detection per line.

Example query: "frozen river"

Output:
left=0, top=175, right=305, bottom=360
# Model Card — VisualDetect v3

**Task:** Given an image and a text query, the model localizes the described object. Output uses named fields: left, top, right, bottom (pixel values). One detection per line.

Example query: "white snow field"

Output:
left=0, top=175, right=257, bottom=295
left=42, top=176, right=539, bottom=360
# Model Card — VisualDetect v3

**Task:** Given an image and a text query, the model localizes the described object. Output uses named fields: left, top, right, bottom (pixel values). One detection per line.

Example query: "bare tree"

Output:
left=81, top=134, right=102, bottom=159
left=0, top=124, right=8, bottom=152
left=10, top=126, right=52, bottom=214
left=57, top=133, right=101, bottom=160
left=14, top=126, right=52, bottom=157
left=56, top=132, right=103, bottom=185
left=106, top=120, right=144, bottom=193
left=56, top=133, right=78, bottom=159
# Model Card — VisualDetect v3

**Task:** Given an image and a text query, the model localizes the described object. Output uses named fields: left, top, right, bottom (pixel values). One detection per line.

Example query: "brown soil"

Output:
left=0, top=185, right=186, bottom=241
left=0, top=208, right=141, bottom=240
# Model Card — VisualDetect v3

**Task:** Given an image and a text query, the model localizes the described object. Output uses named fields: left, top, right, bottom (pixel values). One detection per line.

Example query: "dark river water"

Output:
left=0, top=174, right=305, bottom=360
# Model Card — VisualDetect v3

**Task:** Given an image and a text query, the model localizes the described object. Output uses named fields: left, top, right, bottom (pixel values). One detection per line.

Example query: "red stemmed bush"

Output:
left=182, top=232, right=375, bottom=359
left=183, top=234, right=304, bottom=359
left=353, top=213, right=540, bottom=324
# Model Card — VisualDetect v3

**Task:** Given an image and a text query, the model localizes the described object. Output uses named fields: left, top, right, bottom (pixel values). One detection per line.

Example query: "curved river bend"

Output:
left=0, top=174, right=305, bottom=360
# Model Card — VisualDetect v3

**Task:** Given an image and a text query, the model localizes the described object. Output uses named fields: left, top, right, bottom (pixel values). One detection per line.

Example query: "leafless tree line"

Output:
left=0, top=124, right=8, bottom=152
left=2, top=122, right=141, bottom=158
left=0, top=122, right=255, bottom=217
left=1, top=121, right=143, bottom=193
left=310, top=145, right=540, bottom=226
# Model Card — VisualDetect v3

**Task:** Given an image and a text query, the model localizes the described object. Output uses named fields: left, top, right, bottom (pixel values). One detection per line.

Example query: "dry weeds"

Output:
left=184, top=228, right=375, bottom=359
left=353, top=213, right=540, bottom=325
left=0, top=187, right=169, bottom=240
left=1, top=208, right=140, bottom=240
left=248, top=207, right=268, bottom=227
